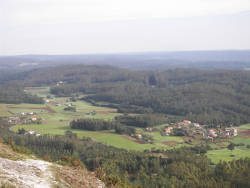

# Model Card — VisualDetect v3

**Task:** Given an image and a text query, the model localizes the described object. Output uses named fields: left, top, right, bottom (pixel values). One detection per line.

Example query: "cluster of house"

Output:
left=25, top=130, right=41, bottom=136
left=8, top=117, right=19, bottom=123
left=8, top=111, right=45, bottom=125
left=165, top=127, right=173, bottom=136
left=206, top=128, right=237, bottom=139
left=161, top=120, right=238, bottom=139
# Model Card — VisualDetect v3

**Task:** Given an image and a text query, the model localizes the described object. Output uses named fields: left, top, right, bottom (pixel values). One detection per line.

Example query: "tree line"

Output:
left=1, top=118, right=250, bottom=188
left=1, top=64, right=250, bottom=125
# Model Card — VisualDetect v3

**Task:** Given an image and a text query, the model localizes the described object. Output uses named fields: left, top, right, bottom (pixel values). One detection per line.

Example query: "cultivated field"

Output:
left=2, top=87, right=250, bottom=160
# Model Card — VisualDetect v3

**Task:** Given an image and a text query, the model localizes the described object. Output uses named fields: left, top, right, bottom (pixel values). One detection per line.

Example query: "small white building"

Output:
left=46, top=99, right=50, bottom=102
left=20, top=112, right=25, bottom=115
left=146, top=127, right=152, bottom=131
left=26, top=130, right=34, bottom=135
left=31, top=117, right=37, bottom=121
left=231, top=128, right=237, bottom=136
left=28, top=112, right=33, bottom=115
left=194, top=123, right=200, bottom=128
left=136, top=134, right=142, bottom=139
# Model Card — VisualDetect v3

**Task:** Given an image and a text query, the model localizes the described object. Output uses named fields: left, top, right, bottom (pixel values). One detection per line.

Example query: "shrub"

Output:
left=44, top=155, right=52, bottom=162
left=59, top=155, right=85, bottom=169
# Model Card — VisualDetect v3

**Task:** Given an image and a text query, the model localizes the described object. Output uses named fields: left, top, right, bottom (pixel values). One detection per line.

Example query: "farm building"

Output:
left=136, top=134, right=142, bottom=139
left=26, top=130, right=34, bottom=135
left=231, top=128, right=237, bottom=136
left=28, top=112, right=33, bottom=115
left=31, top=117, right=37, bottom=121
left=194, top=123, right=200, bottom=128
left=182, top=120, right=191, bottom=126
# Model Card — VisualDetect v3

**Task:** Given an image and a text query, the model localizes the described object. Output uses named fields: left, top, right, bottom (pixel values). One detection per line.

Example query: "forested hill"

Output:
left=0, top=82, right=44, bottom=104
left=1, top=64, right=250, bottom=125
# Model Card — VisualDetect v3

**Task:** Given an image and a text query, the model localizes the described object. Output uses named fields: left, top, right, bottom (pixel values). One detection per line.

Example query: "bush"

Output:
left=59, top=155, right=85, bottom=169
left=44, top=155, right=52, bottom=162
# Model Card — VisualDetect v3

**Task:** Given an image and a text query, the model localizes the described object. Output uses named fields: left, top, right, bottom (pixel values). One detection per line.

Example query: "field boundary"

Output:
left=7, top=107, right=57, bottom=113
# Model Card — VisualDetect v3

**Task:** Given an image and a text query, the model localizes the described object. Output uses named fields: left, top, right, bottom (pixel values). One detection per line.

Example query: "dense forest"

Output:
left=0, top=64, right=250, bottom=125
left=0, top=118, right=249, bottom=188
left=0, top=81, right=44, bottom=104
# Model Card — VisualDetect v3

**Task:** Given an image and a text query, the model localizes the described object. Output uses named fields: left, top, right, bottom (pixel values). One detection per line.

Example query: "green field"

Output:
left=24, top=87, right=51, bottom=97
left=4, top=87, right=250, bottom=158
left=206, top=147, right=250, bottom=164
left=240, top=124, right=250, bottom=129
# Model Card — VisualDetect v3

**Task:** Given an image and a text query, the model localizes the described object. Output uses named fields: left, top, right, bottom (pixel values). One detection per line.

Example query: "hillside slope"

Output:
left=0, top=143, right=104, bottom=188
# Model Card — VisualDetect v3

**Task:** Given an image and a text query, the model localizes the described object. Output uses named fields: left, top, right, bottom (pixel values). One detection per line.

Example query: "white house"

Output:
left=31, top=117, right=37, bottom=121
left=46, top=100, right=50, bottom=102
left=208, top=129, right=215, bottom=134
left=194, top=123, right=200, bottom=128
left=231, top=128, right=237, bottom=136
left=28, top=112, right=33, bottom=115
left=146, top=127, right=152, bottom=131
left=26, top=130, right=34, bottom=135
left=20, top=112, right=25, bottom=115
left=136, top=134, right=142, bottom=139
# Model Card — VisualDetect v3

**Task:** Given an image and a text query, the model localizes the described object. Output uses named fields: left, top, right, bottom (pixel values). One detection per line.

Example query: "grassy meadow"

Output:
left=2, top=87, right=250, bottom=161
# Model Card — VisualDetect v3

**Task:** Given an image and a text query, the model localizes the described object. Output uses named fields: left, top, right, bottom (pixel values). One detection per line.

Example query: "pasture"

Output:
left=4, top=87, right=250, bottom=158
left=206, top=146, right=250, bottom=164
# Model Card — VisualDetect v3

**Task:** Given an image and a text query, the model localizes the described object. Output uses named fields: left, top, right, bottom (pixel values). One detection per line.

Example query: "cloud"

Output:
left=1, top=0, right=250, bottom=25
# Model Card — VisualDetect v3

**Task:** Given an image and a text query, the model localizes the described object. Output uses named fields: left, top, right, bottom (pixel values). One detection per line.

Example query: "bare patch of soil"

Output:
left=216, top=142, right=227, bottom=147
left=238, top=130, right=250, bottom=138
left=162, top=141, right=180, bottom=146
left=8, top=107, right=56, bottom=113
left=48, top=103, right=57, bottom=106
left=193, top=135, right=203, bottom=140
left=181, top=137, right=195, bottom=142
left=121, top=135, right=147, bottom=144
left=128, top=114, right=140, bottom=116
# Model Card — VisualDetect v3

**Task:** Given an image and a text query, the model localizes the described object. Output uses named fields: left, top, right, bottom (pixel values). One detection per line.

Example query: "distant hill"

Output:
left=1, top=50, right=250, bottom=71
left=10, top=50, right=250, bottom=61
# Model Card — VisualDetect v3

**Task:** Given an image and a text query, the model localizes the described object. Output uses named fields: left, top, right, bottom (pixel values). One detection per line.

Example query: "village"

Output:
left=134, top=120, right=237, bottom=142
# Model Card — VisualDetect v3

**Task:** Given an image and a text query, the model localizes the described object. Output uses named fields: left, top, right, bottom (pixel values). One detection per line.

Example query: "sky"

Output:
left=1, top=0, right=250, bottom=55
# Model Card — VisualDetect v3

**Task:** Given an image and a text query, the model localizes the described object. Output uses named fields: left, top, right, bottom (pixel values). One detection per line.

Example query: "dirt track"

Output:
left=96, top=110, right=117, bottom=114
left=8, top=107, right=56, bottom=113
left=24, top=88, right=46, bottom=90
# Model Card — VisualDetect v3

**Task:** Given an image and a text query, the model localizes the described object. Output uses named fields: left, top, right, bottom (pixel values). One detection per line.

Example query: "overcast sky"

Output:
left=1, top=0, right=250, bottom=55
